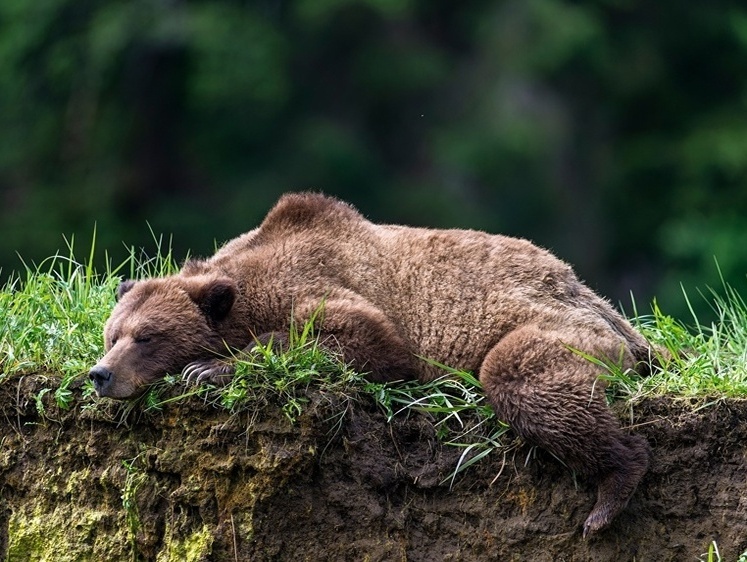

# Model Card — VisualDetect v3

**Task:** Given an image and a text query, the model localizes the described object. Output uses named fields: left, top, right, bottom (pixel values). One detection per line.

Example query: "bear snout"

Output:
left=89, top=365, right=113, bottom=394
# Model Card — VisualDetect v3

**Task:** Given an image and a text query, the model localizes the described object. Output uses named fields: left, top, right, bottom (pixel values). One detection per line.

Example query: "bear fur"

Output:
left=90, top=192, right=653, bottom=537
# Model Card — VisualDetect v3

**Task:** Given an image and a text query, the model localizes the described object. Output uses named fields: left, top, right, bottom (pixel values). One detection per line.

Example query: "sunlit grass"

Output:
left=600, top=281, right=747, bottom=402
left=1, top=236, right=115, bottom=408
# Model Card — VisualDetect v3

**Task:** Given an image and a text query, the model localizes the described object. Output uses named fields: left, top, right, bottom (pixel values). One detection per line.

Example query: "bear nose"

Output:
left=89, top=365, right=113, bottom=389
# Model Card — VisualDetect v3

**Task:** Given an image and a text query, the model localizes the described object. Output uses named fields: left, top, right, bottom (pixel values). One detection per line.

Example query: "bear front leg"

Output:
left=478, top=324, right=650, bottom=537
left=295, top=296, right=421, bottom=382
left=183, top=292, right=420, bottom=387
left=182, top=331, right=289, bottom=386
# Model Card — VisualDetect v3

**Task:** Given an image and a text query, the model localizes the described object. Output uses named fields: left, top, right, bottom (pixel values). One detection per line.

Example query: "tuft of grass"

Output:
left=370, top=359, right=513, bottom=488
left=700, top=541, right=721, bottom=562
left=0, top=234, right=117, bottom=407
left=121, top=453, right=148, bottom=562
left=607, top=280, right=747, bottom=402
left=697, top=540, right=747, bottom=562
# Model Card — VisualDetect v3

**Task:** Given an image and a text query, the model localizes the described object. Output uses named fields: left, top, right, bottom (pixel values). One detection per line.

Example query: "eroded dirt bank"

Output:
left=1, top=375, right=746, bottom=561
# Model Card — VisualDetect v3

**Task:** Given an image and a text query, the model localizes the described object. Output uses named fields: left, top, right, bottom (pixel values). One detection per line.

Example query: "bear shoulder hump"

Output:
left=260, top=192, right=364, bottom=234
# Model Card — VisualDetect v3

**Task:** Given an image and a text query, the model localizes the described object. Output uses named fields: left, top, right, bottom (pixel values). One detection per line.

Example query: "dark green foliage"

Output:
left=1, top=0, right=746, bottom=319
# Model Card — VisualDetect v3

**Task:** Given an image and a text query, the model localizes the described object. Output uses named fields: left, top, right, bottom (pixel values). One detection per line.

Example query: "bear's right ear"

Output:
left=116, top=280, right=136, bottom=301
left=185, top=277, right=237, bottom=323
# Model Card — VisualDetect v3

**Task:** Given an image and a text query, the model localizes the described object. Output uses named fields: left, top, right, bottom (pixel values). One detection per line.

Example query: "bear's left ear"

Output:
left=116, top=280, right=137, bottom=301
left=185, top=277, right=237, bottom=323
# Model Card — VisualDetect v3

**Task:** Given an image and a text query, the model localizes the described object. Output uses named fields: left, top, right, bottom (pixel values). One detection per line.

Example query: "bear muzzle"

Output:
left=89, top=364, right=114, bottom=396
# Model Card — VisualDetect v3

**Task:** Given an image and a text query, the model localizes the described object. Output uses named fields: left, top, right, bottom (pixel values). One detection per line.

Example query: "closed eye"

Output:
left=134, top=335, right=154, bottom=344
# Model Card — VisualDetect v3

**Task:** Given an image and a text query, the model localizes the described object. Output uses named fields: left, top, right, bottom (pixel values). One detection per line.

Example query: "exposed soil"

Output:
left=1, top=375, right=745, bottom=561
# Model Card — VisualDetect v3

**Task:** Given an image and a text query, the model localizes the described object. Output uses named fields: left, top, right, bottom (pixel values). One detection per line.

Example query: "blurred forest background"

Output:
left=2, top=0, right=747, bottom=320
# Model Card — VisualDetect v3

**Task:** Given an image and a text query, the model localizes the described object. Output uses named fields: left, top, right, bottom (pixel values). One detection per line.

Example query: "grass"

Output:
left=1, top=237, right=747, bottom=477
left=121, top=453, right=148, bottom=562
left=699, top=541, right=747, bottom=562
left=602, top=281, right=747, bottom=402
left=369, top=361, right=514, bottom=486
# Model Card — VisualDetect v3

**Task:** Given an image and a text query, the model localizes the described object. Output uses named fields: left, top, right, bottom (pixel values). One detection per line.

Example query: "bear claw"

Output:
left=182, top=359, right=235, bottom=386
left=582, top=513, right=608, bottom=539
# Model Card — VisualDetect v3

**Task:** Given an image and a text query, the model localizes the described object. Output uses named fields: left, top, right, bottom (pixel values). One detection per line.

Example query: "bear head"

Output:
left=89, top=275, right=237, bottom=399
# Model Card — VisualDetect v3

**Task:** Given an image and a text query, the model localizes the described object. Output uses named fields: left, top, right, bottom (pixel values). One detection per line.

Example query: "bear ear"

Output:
left=186, top=277, right=237, bottom=323
left=116, top=280, right=137, bottom=301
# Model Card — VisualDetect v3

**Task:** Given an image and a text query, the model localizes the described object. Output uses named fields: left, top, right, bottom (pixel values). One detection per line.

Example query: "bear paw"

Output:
left=182, top=358, right=235, bottom=387
left=582, top=508, right=611, bottom=539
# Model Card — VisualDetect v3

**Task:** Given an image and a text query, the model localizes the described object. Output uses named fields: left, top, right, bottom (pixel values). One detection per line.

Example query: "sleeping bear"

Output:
left=90, top=192, right=653, bottom=537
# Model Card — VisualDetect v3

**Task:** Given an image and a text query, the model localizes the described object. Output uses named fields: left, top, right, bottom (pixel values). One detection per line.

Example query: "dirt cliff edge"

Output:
left=1, top=375, right=745, bottom=561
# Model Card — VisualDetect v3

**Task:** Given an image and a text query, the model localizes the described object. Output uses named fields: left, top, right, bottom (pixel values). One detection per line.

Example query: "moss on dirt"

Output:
left=156, top=523, right=213, bottom=562
left=7, top=505, right=113, bottom=562
left=1, top=375, right=746, bottom=561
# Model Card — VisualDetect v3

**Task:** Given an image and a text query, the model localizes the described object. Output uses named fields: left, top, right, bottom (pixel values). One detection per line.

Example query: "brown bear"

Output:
left=90, top=192, right=653, bottom=537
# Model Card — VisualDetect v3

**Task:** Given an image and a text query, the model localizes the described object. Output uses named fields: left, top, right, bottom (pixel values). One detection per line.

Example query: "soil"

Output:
left=1, top=375, right=745, bottom=561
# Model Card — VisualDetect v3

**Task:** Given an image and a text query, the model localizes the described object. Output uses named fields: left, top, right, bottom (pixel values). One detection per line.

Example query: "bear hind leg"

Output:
left=582, top=432, right=650, bottom=537
left=478, top=325, right=650, bottom=537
